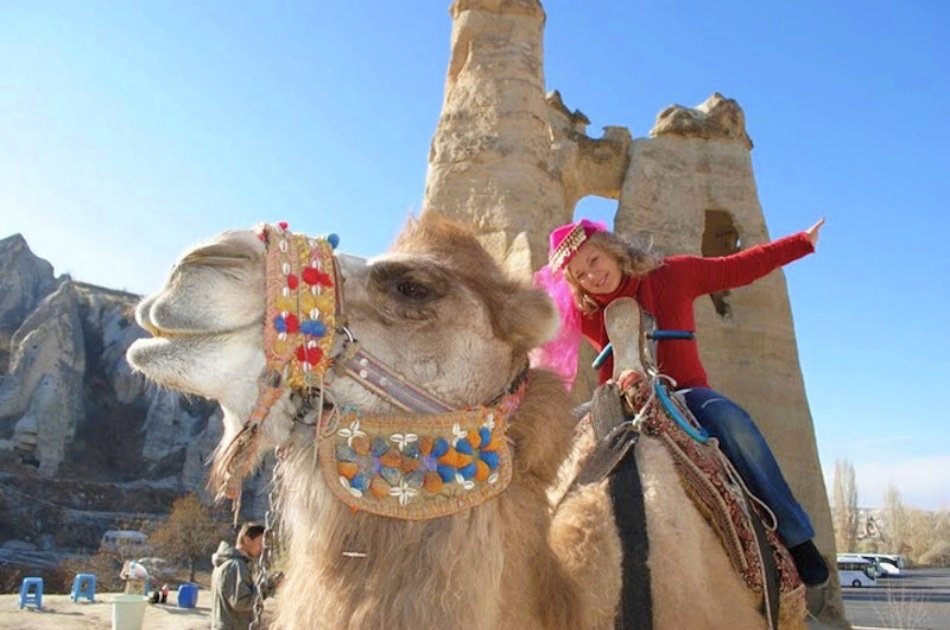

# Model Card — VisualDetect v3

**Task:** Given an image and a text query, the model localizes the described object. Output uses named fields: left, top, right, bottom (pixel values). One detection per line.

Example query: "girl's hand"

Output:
left=616, top=369, right=643, bottom=393
left=806, top=218, right=825, bottom=247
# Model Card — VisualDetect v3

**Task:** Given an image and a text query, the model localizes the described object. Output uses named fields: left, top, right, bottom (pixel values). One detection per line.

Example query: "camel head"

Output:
left=127, top=215, right=558, bottom=498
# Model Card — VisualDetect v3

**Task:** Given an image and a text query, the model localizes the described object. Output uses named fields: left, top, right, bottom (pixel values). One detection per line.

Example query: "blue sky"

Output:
left=2, top=2, right=947, bottom=508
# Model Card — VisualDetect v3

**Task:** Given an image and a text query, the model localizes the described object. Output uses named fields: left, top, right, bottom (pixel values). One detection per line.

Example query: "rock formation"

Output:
left=0, top=235, right=250, bottom=550
left=423, top=0, right=845, bottom=623
left=0, top=235, right=58, bottom=335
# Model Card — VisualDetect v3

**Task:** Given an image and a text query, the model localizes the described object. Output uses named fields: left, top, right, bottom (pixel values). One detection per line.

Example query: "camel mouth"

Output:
left=137, top=313, right=200, bottom=340
left=144, top=327, right=204, bottom=340
left=139, top=315, right=250, bottom=341
left=126, top=328, right=231, bottom=373
left=126, top=336, right=176, bottom=378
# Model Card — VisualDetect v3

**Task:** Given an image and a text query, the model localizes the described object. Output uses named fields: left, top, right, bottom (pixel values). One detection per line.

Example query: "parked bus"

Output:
left=836, top=554, right=878, bottom=587
left=859, top=553, right=904, bottom=576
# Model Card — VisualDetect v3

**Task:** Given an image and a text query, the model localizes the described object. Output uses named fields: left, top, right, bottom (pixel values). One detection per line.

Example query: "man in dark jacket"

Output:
left=210, top=522, right=265, bottom=629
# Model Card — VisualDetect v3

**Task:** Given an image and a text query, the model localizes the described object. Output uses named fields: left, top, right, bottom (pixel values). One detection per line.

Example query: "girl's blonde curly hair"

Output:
left=563, top=231, right=659, bottom=315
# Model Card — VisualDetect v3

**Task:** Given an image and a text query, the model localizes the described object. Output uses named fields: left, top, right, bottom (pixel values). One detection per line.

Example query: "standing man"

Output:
left=210, top=522, right=265, bottom=629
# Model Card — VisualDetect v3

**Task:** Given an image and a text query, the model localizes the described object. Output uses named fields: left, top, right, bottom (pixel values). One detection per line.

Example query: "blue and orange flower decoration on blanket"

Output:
left=319, top=391, right=521, bottom=520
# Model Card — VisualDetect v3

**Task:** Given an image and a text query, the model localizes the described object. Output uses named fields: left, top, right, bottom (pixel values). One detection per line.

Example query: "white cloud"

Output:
left=822, top=455, right=950, bottom=511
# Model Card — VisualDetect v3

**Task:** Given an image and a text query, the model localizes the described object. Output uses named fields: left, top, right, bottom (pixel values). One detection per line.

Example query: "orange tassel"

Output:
left=369, top=477, right=390, bottom=498
left=423, top=472, right=443, bottom=493
left=418, top=436, right=433, bottom=456
left=380, top=450, right=402, bottom=468
left=475, top=459, right=490, bottom=482
left=337, top=461, right=359, bottom=480
left=351, top=435, right=371, bottom=455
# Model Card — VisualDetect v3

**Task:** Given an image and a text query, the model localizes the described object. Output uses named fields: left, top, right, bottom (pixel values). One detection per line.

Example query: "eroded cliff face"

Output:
left=0, top=234, right=260, bottom=549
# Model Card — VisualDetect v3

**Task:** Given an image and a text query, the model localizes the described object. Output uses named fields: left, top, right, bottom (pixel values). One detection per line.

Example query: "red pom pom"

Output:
left=295, top=345, right=323, bottom=365
left=277, top=221, right=289, bottom=230
left=286, top=274, right=299, bottom=290
left=284, top=313, right=299, bottom=333
left=302, top=267, right=333, bottom=287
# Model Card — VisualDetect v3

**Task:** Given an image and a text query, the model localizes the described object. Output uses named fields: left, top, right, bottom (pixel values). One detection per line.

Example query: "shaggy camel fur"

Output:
left=128, top=216, right=803, bottom=629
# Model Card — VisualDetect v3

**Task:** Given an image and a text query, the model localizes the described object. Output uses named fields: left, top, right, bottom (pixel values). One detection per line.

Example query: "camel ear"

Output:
left=500, top=285, right=559, bottom=353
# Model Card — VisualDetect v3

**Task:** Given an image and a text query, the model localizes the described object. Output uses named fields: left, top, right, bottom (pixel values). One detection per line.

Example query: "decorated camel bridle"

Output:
left=215, top=222, right=525, bottom=521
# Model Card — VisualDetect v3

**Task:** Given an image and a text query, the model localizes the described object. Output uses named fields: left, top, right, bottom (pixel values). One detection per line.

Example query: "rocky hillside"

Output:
left=0, top=234, right=266, bottom=552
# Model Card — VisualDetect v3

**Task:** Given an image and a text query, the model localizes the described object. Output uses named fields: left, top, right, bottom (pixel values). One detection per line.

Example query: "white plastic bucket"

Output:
left=112, top=594, right=148, bottom=630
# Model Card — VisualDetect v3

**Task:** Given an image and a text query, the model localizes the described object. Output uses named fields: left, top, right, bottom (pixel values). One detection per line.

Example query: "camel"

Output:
left=127, top=215, right=805, bottom=629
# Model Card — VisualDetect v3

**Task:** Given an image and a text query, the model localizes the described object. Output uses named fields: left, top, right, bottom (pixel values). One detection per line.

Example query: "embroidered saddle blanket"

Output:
left=628, top=382, right=807, bottom=618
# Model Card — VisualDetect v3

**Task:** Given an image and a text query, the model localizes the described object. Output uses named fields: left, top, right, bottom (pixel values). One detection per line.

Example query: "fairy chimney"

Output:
left=423, top=0, right=845, bottom=623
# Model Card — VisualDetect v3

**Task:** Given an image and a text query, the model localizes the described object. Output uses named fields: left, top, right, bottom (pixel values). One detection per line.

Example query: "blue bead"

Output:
left=402, top=442, right=420, bottom=458
left=300, top=320, right=326, bottom=337
left=336, top=445, right=357, bottom=462
left=350, top=474, right=369, bottom=492
left=436, top=465, right=456, bottom=483
left=458, top=463, right=477, bottom=480
left=455, top=439, right=473, bottom=455
left=480, top=451, right=499, bottom=470
left=478, top=427, right=491, bottom=448
left=405, top=470, right=425, bottom=488
left=431, top=438, right=449, bottom=458
left=371, top=438, right=389, bottom=457
left=273, top=315, right=287, bottom=333
left=380, top=467, right=400, bottom=486
left=327, top=233, right=340, bottom=249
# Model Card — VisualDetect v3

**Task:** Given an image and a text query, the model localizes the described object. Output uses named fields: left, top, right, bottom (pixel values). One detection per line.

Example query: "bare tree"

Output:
left=831, top=458, right=859, bottom=553
left=150, top=494, right=229, bottom=582
left=883, top=485, right=908, bottom=554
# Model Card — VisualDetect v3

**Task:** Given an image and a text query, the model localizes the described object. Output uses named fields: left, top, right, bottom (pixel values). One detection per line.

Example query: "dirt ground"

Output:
left=0, top=590, right=214, bottom=629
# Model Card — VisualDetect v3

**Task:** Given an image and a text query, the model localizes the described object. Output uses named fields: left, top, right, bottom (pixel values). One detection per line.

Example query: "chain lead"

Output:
left=250, top=449, right=283, bottom=630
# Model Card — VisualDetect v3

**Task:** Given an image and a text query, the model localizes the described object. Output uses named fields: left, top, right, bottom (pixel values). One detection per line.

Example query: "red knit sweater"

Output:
left=581, top=232, right=815, bottom=387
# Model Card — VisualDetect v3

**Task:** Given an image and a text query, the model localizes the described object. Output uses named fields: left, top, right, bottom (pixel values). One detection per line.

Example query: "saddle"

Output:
left=581, top=298, right=806, bottom=629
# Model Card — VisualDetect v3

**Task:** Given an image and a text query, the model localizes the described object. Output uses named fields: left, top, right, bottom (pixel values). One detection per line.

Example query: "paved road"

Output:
left=842, top=568, right=950, bottom=629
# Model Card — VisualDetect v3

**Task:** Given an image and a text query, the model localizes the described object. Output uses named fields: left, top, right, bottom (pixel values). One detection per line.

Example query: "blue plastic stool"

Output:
left=71, top=573, right=96, bottom=602
left=18, top=577, right=43, bottom=609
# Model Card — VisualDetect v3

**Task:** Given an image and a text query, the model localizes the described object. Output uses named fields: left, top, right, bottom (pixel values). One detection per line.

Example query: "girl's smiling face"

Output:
left=566, top=241, right=623, bottom=295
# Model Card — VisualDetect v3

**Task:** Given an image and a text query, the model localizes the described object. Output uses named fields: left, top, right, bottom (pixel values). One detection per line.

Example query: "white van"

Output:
left=100, top=530, right=150, bottom=554
left=836, top=554, right=878, bottom=587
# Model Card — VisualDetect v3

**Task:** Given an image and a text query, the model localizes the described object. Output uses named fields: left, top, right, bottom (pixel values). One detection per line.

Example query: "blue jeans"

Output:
left=680, top=387, right=815, bottom=548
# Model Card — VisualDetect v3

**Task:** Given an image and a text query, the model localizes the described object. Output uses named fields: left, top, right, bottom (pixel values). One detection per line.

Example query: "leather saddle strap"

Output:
left=610, top=447, right=652, bottom=630
left=600, top=298, right=653, bottom=629
left=746, top=492, right=780, bottom=630
left=586, top=385, right=652, bottom=630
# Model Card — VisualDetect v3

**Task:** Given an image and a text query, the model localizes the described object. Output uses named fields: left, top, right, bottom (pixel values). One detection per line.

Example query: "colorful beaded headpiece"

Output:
left=262, top=222, right=340, bottom=389
left=214, top=221, right=341, bottom=499
left=548, top=218, right=606, bottom=272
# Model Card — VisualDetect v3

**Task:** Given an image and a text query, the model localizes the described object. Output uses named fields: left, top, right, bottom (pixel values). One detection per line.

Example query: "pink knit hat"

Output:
left=548, top=218, right=606, bottom=272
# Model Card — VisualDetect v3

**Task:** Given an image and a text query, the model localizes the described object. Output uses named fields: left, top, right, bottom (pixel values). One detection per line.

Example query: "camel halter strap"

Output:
left=218, top=223, right=523, bottom=520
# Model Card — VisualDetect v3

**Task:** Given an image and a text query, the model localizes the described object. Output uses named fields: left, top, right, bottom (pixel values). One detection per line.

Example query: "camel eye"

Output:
left=395, top=280, right=432, bottom=301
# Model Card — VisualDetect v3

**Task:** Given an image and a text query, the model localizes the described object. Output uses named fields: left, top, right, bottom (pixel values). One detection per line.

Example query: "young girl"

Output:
left=536, top=217, right=829, bottom=586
